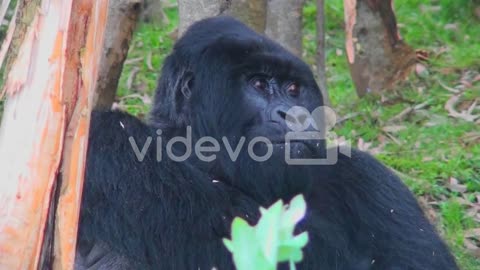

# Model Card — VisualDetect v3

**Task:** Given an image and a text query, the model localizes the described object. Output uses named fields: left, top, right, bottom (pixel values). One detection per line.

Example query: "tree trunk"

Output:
left=315, top=0, right=330, bottom=105
left=178, top=0, right=224, bottom=35
left=178, top=0, right=269, bottom=36
left=0, top=0, right=11, bottom=27
left=344, top=0, right=416, bottom=96
left=0, top=0, right=17, bottom=72
left=224, top=0, right=267, bottom=33
left=141, top=0, right=169, bottom=25
left=94, top=0, right=142, bottom=110
left=0, top=0, right=109, bottom=269
left=265, top=0, right=305, bottom=56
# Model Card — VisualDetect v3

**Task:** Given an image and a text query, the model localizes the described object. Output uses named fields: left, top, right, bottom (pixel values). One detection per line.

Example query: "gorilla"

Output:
left=76, top=17, right=458, bottom=270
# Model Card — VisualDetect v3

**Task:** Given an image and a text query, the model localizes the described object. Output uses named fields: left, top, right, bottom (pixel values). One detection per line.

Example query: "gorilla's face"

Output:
left=188, top=35, right=325, bottom=157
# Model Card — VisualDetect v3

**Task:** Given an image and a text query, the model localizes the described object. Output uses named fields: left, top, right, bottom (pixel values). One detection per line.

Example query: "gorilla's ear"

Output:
left=180, top=71, right=193, bottom=100
left=151, top=54, right=194, bottom=127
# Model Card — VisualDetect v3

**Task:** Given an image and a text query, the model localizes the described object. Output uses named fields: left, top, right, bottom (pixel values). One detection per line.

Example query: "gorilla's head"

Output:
left=151, top=17, right=326, bottom=202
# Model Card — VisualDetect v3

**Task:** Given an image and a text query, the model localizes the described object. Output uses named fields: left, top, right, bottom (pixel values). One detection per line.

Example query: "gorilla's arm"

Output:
left=78, top=111, right=259, bottom=269
left=74, top=241, right=134, bottom=270
left=303, top=149, right=458, bottom=270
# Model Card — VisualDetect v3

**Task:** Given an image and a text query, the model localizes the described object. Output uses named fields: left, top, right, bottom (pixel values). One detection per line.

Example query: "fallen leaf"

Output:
left=448, top=177, right=468, bottom=193
left=465, top=228, right=480, bottom=238
left=464, top=239, right=480, bottom=258
left=415, top=63, right=429, bottom=78
left=473, top=74, right=480, bottom=83
left=357, top=138, right=385, bottom=155
left=461, top=132, right=480, bottom=145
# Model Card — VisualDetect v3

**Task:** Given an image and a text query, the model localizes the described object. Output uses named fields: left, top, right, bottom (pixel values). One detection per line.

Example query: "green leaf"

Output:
left=256, top=200, right=283, bottom=265
left=223, top=194, right=310, bottom=270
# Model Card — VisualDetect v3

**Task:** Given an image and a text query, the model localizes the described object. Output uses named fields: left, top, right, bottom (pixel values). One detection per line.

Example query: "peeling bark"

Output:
left=0, top=0, right=109, bottom=269
left=344, top=0, right=416, bottom=96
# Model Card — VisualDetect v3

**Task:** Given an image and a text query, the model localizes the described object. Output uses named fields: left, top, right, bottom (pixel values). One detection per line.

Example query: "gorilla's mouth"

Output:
left=267, top=139, right=324, bottom=158
left=269, top=139, right=307, bottom=146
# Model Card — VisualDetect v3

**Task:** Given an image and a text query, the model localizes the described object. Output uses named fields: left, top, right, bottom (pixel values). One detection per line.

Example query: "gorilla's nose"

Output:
left=270, top=104, right=289, bottom=124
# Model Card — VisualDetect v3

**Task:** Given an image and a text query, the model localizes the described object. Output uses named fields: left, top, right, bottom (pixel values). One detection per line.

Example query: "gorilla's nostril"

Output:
left=270, top=105, right=290, bottom=124
left=298, top=114, right=307, bottom=124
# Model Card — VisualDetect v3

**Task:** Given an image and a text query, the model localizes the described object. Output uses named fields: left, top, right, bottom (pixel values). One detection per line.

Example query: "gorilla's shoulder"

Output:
left=89, top=110, right=153, bottom=147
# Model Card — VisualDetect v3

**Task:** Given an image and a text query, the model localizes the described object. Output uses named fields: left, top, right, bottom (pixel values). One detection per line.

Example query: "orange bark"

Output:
left=0, top=0, right=109, bottom=269
left=344, top=0, right=416, bottom=96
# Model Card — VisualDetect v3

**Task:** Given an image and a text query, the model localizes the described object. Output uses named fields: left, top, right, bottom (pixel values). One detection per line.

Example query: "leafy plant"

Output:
left=223, top=195, right=309, bottom=270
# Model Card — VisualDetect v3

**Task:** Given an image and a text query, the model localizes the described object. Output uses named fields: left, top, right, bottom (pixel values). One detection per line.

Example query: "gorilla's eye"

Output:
left=287, top=82, right=300, bottom=97
left=251, top=77, right=269, bottom=92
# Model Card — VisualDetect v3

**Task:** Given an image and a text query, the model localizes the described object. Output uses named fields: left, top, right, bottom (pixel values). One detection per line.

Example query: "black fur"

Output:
left=76, top=17, right=458, bottom=269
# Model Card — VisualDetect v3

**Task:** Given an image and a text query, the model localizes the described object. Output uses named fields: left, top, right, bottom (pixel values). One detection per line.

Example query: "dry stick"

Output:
left=337, top=112, right=360, bottom=124
left=384, top=132, right=402, bottom=146
left=124, top=57, right=143, bottom=65
left=445, top=94, right=480, bottom=122
left=126, top=66, right=140, bottom=90
left=146, top=51, right=154, bottom=71
left=389, top=101, right=430, bottom=123
left=437, top=79, right=460, bottom=94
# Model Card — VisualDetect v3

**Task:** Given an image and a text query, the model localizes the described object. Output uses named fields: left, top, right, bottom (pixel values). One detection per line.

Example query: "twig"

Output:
left=389, top=101, right=429, bottom=123
left=384, top=132, right=402, bottom=146
left=124, top=57, right=143, bottom=65
left=437, top=79, right=460, bottom=94
left=126, top=66, right=140, bottom=90
left=146, top=51, right=154, bottom=71
left=445, top=94, right=480, bottom=122
left=337, top=112, right=360, bottom=124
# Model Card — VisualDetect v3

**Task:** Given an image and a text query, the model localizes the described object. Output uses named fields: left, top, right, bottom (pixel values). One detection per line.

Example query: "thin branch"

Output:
left=316, top=0, right=330, bottom=105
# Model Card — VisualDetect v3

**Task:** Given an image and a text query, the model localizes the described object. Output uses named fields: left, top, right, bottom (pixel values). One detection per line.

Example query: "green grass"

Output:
left=103, top=1, right=480, bottom=268
left=115, top=7, right=179, bottom=117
